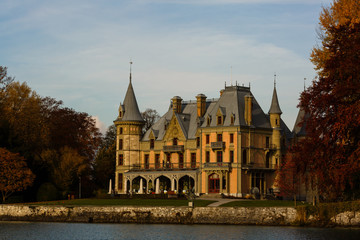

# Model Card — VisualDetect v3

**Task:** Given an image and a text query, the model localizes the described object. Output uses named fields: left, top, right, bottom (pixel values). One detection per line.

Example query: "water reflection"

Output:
left=0, top=222, right=360, bottom=240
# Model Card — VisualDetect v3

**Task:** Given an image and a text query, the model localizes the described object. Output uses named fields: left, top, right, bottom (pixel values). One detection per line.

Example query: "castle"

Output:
left=114, top=73, right=296, bottom=197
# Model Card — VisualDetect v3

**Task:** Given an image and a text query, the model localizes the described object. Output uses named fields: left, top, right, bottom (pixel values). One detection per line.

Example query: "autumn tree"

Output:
left=0, top=148, right=35, bottom=203
left=276, top=154, right=301, bottom=206
left=294, top=0, right=360, bottom=201
left=141, top=108, right=160, bottom=133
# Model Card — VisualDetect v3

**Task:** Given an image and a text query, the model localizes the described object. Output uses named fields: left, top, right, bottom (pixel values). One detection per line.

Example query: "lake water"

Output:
left=0, top=222, right=360, bottom=240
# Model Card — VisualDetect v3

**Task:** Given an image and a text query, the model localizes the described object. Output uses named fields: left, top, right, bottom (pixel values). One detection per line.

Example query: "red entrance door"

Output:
left=208, top=174, right=220, bottom=193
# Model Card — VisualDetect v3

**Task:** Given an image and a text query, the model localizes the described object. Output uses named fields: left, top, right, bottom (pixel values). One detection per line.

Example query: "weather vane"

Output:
left=129, top=59, right=133, bottom=82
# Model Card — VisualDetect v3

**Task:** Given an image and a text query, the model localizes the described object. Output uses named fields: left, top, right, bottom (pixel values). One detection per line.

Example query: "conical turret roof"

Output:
left=268, top=86, right=282, bottom=114
left=121, top=80, right=144, bottom=122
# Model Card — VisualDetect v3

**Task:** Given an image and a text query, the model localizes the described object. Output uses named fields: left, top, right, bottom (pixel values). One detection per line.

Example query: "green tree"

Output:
left=0, top=148, right=35, bottom=203
left=93, top=125, right=116, bottom=189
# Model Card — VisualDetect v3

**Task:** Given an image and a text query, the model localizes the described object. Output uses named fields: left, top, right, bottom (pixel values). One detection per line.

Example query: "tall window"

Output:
left=155, top=154, right=160, bottom=169
left=144, top=154, right=149, bottom=169
left=179, top=153, right=184, bottom=168
left=119, top=139, right=123, bottom=150
left=206, top=134, right=210, bottom=144
left=230, top=133, right=234, bottom=144
left=150, top=139, right=154, bottom=149
left=196, top=137, right=200, bottom=148
left=242, top=149, right=247, bottom=164
left=118, top=173, right=123, bottom=190
left=230, top=150, right=234, bottom=163
left=217, top=151, right=223, bottom=162
left=118, top=154, right=123, bottom=166
left=173, top=138, right=178, bottom=145
left=217, top=116, right=222, bottom=125
left=206, top=151, right=210, bottom=163
left=120, top=127, right=123, bottom=134
left=191, top=153, right=196, bottom=168
left=217, top=133, right=222, bottom=142
left=266, top=137, right=270, bottom=148
left=166, top=153, right=171, bottom=168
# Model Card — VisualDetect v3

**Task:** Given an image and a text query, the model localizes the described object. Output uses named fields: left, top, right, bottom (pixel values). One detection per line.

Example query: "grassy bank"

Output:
left=220, top=200, right=308, bottom=207
left=25, top=198, right=215, bottom=207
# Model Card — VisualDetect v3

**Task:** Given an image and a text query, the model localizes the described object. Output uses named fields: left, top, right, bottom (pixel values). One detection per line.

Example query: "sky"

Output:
left=0, top=0, right=332, bottom=134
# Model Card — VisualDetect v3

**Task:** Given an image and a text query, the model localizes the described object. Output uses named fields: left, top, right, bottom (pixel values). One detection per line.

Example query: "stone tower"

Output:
left=114, top=73, right=144, bottom=194
left=268, top=82, right=282, bottom=167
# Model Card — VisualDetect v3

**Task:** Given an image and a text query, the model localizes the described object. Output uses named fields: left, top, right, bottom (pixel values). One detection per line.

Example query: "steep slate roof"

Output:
left=268, top=87, right=282, bottom=114
left=293, top=108, right=309, bottom=137
left=143, top=85, right=290, bottom=141
left=121, top=81, right=144, bottom=122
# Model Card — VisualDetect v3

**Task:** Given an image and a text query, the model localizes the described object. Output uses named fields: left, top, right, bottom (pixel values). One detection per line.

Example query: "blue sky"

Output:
left=0, top=0, right=331, bottom=133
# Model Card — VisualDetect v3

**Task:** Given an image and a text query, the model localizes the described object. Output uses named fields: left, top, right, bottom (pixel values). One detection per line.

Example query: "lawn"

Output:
left=220, top=200, right=307, bottom=207
left=26, top=198, right=215, bottom=207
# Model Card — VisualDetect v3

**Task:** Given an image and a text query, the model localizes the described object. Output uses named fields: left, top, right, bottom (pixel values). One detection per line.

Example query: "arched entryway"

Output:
left=132, top=176, right=147, bottom=193
left=179, top=175, right=195, bottom=193
left=208, top=173, right=220, bottom=193
left=154, top=175, right=171, bottom=193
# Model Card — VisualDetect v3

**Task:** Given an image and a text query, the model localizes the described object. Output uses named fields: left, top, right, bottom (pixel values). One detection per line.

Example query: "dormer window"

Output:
left=150, top=139, right=154, bottom=149
left=207, top=116, right=211, bottom=126
left=173, top=138, right=178, bottom=145
left=217, top=116, right=222, bottom=125
left=230, top=115, right=234, bottom=125
left=119, top=111, right=122, bottom=118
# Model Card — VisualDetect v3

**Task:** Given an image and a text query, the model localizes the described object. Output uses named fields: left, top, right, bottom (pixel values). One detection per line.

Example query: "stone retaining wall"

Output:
left=0, top=205, right=359, bottom=227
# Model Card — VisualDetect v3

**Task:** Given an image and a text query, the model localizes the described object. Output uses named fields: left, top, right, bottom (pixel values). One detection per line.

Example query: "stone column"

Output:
left=220, top=171, right=223, bottom=193
left=139, top=178, right=144, bottom=194
left=226, top=171, right=229, bottom=195
left=205, top=172, right=209, bottom=194
left=124, top=178, right=128, bottom=193
left=155, top=178, right=160, bottom=194
left=171, top=178, right=175, bottom=191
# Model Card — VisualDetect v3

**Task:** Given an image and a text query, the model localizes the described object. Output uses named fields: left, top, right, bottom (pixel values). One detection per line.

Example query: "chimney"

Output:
left=172, top=96, right=182, bottom=114
left=196, top=94, right=207, bottom=117
left=244, top=94, right=253, bottom=125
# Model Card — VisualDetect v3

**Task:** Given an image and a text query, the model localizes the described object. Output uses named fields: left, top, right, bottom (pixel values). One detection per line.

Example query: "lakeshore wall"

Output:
left=0, top=205, right=359, bottom=227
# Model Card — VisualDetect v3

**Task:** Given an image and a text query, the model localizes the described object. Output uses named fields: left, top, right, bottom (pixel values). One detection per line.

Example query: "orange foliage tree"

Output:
left=293, top=0, right=360, bottom=201
left=0, top=148, right=35, bottom=203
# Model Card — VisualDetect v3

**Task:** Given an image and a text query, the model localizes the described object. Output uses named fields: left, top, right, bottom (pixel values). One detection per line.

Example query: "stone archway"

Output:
left=154, top=175, right=171, bottom=193
left=178, top=175, right=195, bottom=194
left=132, top=176, right=147, bottom=194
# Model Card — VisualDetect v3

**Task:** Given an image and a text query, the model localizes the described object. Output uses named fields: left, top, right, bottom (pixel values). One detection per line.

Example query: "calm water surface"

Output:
left=1, top=222, right=360, bottom=240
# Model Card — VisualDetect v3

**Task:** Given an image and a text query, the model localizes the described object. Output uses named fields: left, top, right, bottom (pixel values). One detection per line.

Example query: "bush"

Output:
left=36, top=183, right=59, bottom=202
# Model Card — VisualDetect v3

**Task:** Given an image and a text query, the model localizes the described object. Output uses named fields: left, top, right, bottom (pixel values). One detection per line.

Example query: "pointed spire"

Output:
left=129, top=59, right=133, bottom=83
left=121, top=61, right=144, bottom=122
left=268, top=76, right=282, bottom=115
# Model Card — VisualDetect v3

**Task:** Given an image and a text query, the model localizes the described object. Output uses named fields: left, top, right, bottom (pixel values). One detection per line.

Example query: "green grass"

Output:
left=25, top=198, right=215, bottom=207
left=220, top=200, right=308, bottom=207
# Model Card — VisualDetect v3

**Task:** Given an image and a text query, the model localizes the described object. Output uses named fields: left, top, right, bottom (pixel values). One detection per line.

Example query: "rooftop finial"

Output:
left=129, top=59, right=133, bottom=83
left=274, top=72, right=277, bottom=88
left=304, top=77, right=306, bottom=91
left=230, top=66, right=233, bottom=86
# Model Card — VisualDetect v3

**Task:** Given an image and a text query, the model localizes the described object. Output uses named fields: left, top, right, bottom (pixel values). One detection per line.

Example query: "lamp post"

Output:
left=79, top=176, right=81, bottom=199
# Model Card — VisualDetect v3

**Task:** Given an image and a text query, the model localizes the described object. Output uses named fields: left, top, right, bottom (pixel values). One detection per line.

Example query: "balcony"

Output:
left=264, top=144, right=276, bottom=150
left=211, top=141, right=225, bottom=150
left=163, top=145, right=184, bottom=152
left=203, top=162, right=231, bottom=171
left=128, top=162, right=199, bottom=171
left=241, top=162, right=277, bottom=171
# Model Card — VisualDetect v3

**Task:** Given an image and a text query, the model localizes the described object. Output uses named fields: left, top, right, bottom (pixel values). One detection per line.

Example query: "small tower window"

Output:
left=173, top=138, right=178, bottom=146
left=206, top=134, right=210, bottom=144
left=119, top=139, right=123, bottom=150
left=230, top=133, right=234, bottom=143
left=196, top=137, right=200, bottom=148
left=120, top=127, right=123, bottom=134
left=119, top=111, right=122, bottom=118
left=230, top=115, right=234, bottom=125
left=118, top=154, right=124, bottom=166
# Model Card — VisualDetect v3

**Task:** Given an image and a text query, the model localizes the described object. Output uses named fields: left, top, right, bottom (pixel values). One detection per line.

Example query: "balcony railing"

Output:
left=203, top=162, right=231, bottom=170
left=211, top=141, right=225, bottom=149
left=242, top=162, right=277, bottom=170
left=128, top=162, right=199, bottom=171
left=163, top=145, right=185, bottom=152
